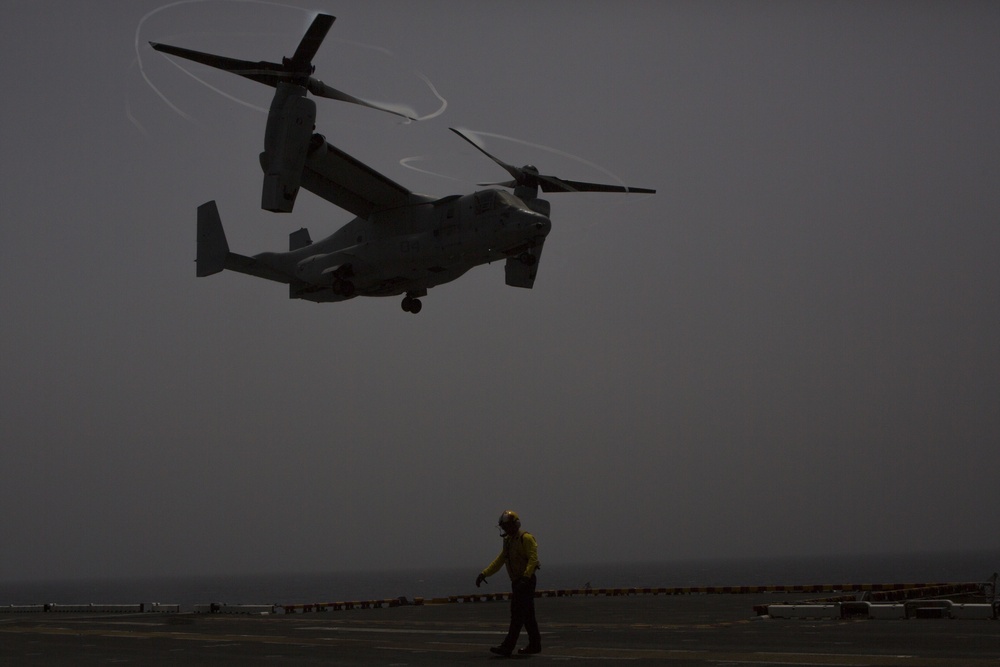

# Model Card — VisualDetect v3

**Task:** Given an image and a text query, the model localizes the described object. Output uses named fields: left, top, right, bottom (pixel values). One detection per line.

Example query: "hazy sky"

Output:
left=2, top=1, right=998, bottom=582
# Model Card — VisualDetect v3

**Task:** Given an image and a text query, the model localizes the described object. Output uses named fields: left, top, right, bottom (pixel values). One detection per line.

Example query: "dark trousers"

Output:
left=503, top=574, right=540, bottom=649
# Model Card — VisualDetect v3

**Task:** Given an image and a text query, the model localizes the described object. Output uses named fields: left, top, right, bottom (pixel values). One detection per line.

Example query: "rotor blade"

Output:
left=150, top=42, right=287, bottom=87
left=289, top=14, right=335, bottom=67
left=151, top=41, right=413, bottom=119
left=477, top=180, right=519, bottom=188
left=538, top=175, right=656, bottom=194
left=451, top=128, right=655, bottom=195
left=308, top=79, right=415, bottom=120
left=450, top=128, right=523, bottom=183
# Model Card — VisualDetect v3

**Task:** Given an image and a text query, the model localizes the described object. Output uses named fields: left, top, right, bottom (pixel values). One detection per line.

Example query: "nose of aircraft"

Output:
left=519, top=209, right=551, bottom=237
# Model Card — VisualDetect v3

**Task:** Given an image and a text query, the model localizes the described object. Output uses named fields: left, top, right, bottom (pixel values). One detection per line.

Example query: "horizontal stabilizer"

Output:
left=196, top=201, right=291, bottom=283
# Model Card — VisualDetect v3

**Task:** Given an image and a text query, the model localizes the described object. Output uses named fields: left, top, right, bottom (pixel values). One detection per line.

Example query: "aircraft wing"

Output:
left=299, top=139, right=430, bottom=219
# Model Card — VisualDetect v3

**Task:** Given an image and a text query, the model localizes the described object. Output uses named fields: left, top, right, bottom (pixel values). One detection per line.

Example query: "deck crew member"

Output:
left=476, top=510, right=541, bottom=656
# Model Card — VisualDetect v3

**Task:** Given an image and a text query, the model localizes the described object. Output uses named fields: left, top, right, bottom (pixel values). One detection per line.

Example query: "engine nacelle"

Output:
left=260, top=83, right=316, bottom=213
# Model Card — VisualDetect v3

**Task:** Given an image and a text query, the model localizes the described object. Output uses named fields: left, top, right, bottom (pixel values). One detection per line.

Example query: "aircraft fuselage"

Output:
left=253, top=189, right=551, bottom=304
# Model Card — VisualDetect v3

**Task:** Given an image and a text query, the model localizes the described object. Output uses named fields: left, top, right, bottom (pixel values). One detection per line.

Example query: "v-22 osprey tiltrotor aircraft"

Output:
left=152, top=14, right=654, bottom=313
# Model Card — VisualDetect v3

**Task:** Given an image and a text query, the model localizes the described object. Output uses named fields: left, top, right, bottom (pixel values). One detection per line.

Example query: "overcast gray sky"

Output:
left=1, top=0, right=998, bottom=581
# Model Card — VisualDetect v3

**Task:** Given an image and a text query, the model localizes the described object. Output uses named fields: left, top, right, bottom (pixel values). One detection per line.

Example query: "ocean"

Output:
left=2, top=550, right=996, bottom=610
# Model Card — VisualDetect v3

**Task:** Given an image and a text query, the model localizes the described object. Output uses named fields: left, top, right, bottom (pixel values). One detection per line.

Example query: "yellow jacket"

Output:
left=481, top=530, right=539, bottom=581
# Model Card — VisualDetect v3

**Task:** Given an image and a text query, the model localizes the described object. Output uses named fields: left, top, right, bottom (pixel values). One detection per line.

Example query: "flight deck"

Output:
left=2, top=591, right=998, bottom=665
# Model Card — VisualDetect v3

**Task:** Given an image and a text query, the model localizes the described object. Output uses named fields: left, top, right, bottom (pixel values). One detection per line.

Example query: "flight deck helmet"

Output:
left=498, top=510, right=521, bottom=536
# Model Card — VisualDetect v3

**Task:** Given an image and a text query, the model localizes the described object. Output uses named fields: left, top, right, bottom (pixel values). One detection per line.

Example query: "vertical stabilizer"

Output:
left=196, top=201, right=229, bottom=277
left=289, top=227, right=312, bottom=251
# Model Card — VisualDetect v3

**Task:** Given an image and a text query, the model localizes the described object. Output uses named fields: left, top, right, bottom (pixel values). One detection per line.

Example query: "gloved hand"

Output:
left=475, top=573, right=487, bottom=588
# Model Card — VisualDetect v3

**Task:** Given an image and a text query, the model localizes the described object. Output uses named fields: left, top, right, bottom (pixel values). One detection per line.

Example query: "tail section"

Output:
left=196, top=201, right=229, bottom=277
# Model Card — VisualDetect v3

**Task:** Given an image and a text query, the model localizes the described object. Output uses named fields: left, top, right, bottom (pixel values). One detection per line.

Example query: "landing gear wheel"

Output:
left=401, top=296, right=422, bottom=313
